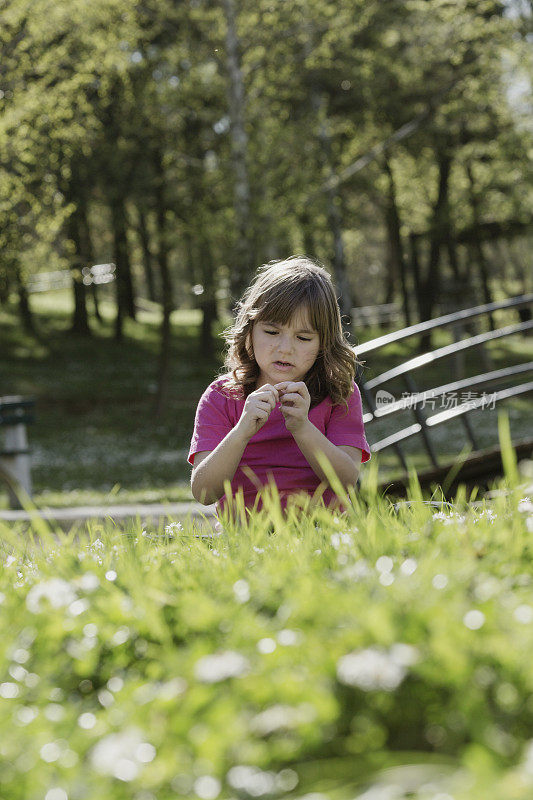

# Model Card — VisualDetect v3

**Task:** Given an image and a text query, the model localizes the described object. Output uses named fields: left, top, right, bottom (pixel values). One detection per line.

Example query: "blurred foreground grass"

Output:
left=1, top=428, right=533, bottom=800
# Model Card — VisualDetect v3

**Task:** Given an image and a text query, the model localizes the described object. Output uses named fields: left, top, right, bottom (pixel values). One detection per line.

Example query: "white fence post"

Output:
left=0, top=396, right=34, bottom=510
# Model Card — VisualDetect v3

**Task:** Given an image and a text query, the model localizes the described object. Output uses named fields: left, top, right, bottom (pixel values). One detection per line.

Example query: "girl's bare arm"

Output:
left=190, top=428, right=250, bottom=504
left=191, top=384, right=279, bottom=504
left=292, top=423, right=362, bottom=488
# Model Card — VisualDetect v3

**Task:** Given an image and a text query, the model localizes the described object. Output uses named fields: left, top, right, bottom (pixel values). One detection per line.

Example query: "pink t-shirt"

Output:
left=188, top=376, right=371, bottom=513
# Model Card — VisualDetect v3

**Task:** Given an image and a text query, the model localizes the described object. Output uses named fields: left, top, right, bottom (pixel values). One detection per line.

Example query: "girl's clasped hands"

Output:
left=237, top=382, right=311, bottom=439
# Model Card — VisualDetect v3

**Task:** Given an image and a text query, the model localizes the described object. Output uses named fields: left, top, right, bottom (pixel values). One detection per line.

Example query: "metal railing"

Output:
left=354, top=294, right=533, bottom=476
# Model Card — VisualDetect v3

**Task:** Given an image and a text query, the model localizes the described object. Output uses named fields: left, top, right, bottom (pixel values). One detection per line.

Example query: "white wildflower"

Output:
left=463, top=610, right=485, bottom=630
left=400, top=558, right=417, bottom=576
left=194, top=776, right=221, bottom=800
left=26, top=579, right=77, bottom=614
left=233, top=580, right=250, bottom=603
left=45, top=789, right=68, bottom=800
left=227, top=765, right=276, bottom=796
left=250, top=703, right=315, bottom=736
left=277, top=629, right=302, bottom=646
left=78, top=712, right=97, bottom=730
left=337, top=644, right=418, bottom=691
left=112, top=626, right=131, bottom=646
left=165, top=522, right=183, bottom=534
left=98, top=689, right=114, bottom=708
left=376, top=556, right=393, bottom=573
left=40, top=741, right=63, bottom=763
left=194, top=651, right=250, bottom=683
left=76, top=572, right=100, bottom=592
left=13, top=648, right=30, bottom=664
left=433, top=511, right=466, bottom=525
left=107, top=676, right=124, bottom=693
left=331, top=532, right=353, bottom=550
left=44, top=704, right=65, bottom=722
left=389, top=643, right=419, bottom=666
left=68, top=599, right=90, bottom=617
left=89, top=727, right=155, bottom=781
left=257, top=638, right=276, bottom=654
left=9, top=664, right=27, bottom=682
left=16, top=705, right=38, bottom=725
left=514, top=605, right=533, bottom=624
left=89, top=539, right=105, bottom=550
left=0, top=682, right=20, bottom=699
left=518, top=497, right=533, bottom=514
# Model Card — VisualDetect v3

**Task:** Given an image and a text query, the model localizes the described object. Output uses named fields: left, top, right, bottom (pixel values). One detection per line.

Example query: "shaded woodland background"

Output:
left=1, top=0, right=532, bottom=415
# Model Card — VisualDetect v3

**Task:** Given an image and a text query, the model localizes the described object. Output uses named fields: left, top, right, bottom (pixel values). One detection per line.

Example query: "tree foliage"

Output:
left=0, top=0, right=531, bottom=369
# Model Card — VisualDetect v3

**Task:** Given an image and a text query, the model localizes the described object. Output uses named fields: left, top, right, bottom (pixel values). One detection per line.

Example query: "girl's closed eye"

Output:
left=263, top=329, right=312, bottom=342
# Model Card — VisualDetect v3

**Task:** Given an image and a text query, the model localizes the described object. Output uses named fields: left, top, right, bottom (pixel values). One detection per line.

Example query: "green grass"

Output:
left=0, top=291, right=225, bottom=508
left=0, top=290, right=531, bottom=508
left=1, top=453, right=533, bottom=799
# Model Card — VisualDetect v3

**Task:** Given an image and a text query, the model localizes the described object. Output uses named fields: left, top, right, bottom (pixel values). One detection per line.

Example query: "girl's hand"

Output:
left=275, top=381, right=311, bottom=434
left=236, top=383, right=279, bottom=440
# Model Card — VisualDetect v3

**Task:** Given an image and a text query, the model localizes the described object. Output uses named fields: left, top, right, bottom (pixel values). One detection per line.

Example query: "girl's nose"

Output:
left=278, top=336, right=293, bottom=353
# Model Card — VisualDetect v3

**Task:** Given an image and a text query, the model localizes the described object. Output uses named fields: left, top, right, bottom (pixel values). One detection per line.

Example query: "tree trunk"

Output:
left=299, top=210, right=315, bottom=258
left=466, top=163, right=495, bottom=330
left=111, top=194, right=136, bottom=342
left=504, top=240, right=531, bottom=322
left=383, top=155, right=411, bottom=326
left=419, top=152, right=451, bottom=350
left=409, top=233, right=424, bottom=325
left=0, top=265, right=10, bottom=304
left=66, top=205, right=91, bottom=336
left=153, top=148, right=173, bottom=418
left=183, top=223, right=217, bottom=351
left=310, top=91, right=353, bottom=326
left=14, top=263, right=36, bottom=336
left=222, top=0, right=254, bottom=302
left=77, top=195, right=101, bottom=323
left=302, top=17, right=354, bottom=328
left=198, top=232, right=219, bottom=359
left=325, top=180, right=352, bottom=325
left=138, top=208, right=157, bottom=303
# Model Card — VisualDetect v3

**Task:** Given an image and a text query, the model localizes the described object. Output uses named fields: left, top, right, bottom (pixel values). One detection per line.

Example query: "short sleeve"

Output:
left=325, top=382, right=371, bottom=463
left=188, top=382, right=234, bottom=465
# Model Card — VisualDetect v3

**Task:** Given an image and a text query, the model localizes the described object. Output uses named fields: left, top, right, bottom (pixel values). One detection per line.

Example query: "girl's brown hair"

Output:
left=221, top=256, right=360, bottom=407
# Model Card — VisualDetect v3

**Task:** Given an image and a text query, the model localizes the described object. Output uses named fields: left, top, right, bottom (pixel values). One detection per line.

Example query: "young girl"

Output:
left=188, top=256, right=370, bottom=515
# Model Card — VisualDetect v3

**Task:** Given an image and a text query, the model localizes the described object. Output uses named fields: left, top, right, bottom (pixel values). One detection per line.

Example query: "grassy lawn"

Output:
left=1, top=472, right=533, bottom=798
left=0, top=292, right=222, bottom=508
left=0, top=291, right=531, bottom=508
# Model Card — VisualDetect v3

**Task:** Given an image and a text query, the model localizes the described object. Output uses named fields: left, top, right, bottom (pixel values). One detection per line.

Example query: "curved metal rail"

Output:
left=354, top=293, right=533, bottom=484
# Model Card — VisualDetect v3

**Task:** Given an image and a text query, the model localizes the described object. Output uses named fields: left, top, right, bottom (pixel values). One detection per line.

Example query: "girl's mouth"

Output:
left=274, top=361, right=292, bottom=369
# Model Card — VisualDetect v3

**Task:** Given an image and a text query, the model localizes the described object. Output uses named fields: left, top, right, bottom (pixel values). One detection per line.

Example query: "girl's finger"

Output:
left=280, top=392, right=303, bottom=406
left=255, top=399, right=274, bottom=412
left=260, top=385, right=279, bottom=402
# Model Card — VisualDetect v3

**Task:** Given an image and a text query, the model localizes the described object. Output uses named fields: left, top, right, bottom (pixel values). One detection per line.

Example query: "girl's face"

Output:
left=251, top=306, right=321, bottom=388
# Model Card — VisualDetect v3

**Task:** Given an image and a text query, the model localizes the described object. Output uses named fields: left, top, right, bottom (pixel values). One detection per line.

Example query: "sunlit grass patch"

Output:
left=1, top=443, right=533, bottom=798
